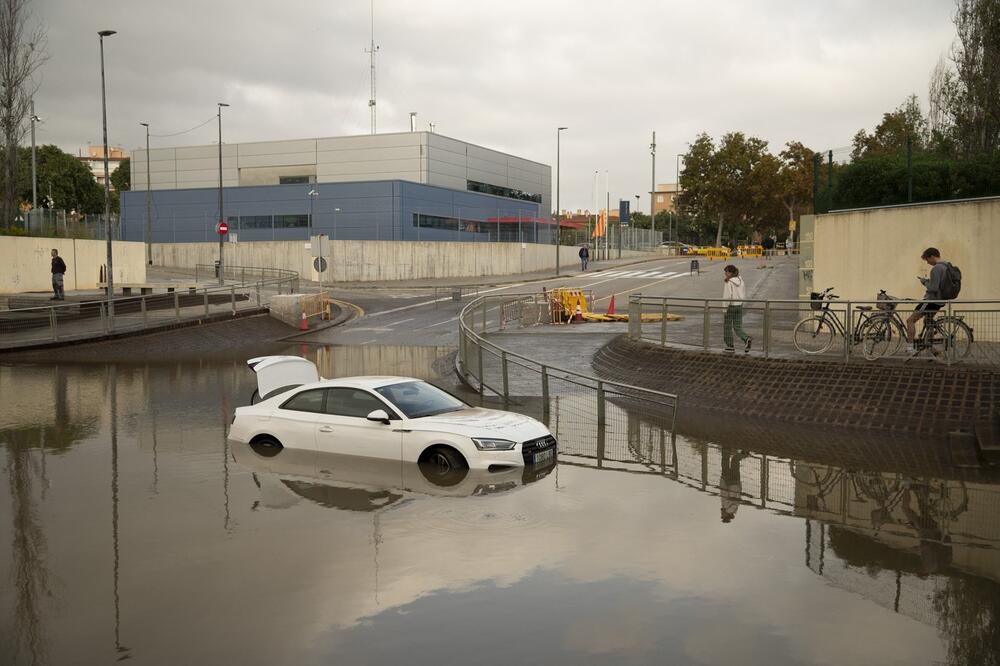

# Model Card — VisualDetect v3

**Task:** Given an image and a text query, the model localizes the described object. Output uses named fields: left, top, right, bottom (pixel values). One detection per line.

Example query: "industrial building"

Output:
left=121, top=131, right=553, bottom=243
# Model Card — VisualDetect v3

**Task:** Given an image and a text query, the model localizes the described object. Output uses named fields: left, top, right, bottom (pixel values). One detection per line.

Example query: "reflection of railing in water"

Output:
left=513, top=392, right=1000, bottom=554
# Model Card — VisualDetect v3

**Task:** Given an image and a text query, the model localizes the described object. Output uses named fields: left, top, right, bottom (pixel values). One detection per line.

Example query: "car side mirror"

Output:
left=366, top=409, right=390, bottom=424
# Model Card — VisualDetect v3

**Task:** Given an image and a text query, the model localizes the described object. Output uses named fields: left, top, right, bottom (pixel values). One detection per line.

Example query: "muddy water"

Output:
left=1, top=346, right=999, bottom=665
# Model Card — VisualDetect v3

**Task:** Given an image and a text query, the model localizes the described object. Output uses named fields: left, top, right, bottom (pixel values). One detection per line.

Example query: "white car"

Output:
left=228, top=356, right=557, bottom=473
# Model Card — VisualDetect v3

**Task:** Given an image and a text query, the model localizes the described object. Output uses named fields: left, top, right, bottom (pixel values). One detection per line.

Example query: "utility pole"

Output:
left=649, top=131, right=655, bottom=241
left=556, top=127, right=567, bottom=275
left=140, top=122, right=152, bottom=265
left=30, top=100, right=38, bottom=214
left=98, top=30, right=117, bottom=322
left=366, top=0, right=379, bottom=135
left=217, top=102, right=229, bottom=285
left=605, top=171, right=610, bottom=262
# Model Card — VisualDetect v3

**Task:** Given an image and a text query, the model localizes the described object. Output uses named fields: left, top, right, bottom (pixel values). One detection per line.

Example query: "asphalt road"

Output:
left=301, top=255, right=798, bottom=348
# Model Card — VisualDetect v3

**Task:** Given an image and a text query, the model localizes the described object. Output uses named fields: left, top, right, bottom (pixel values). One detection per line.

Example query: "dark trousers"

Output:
left=52, top=273, right=65, bottom=300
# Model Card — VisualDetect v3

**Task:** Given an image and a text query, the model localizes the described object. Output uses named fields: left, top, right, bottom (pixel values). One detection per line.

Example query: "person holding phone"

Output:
left=906, top=247, right=948, bottom=352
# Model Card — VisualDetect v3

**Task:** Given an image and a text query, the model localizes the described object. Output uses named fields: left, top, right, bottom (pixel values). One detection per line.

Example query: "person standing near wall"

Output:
left=50, top=248, right=67, bottom=300
left=722, top=264, right=751, bottom=353
left=578, top=244, right=590, bottom=271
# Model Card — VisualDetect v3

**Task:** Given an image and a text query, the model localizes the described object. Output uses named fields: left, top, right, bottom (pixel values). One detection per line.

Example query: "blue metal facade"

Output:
left=120, top=180, right=547, bottom=243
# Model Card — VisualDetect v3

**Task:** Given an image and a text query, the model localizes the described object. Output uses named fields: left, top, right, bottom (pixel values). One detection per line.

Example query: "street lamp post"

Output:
left=30, top=100, right=39, bottom=215
left=634, top=194, right=640, bottom=249
left=140, top=122, right=152, bottom=265
left=675, top=153, right=685, bottom=243
left=98, top=29, right=117, bottom=321
left=333, top=207, right=341, bottom=240
left=308, top=188, right=318, bottom=239
left=555, top=127, right=567, bottom=275
left=217, top=102, right=229, bottom=285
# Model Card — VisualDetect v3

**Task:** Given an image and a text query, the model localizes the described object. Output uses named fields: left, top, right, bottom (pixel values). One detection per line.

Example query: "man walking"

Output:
left=578, top=244, right=590, bottom=271
left=50, top=248, right=67, bottom=300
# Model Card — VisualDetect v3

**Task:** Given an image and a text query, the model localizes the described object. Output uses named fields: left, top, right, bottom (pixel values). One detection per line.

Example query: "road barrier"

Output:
left=457, top=293, right=679, bottom=448
left=0, top=265, right=299, bottom=350
left=627, top=293, right=1000, bottom=368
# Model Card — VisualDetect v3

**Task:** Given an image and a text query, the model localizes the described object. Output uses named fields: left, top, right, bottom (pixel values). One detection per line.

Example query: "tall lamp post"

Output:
left=634, top=194, right=640, bottom=249
left=555, top=127, right=567, bottom=275
left=98, top=30, right=117, bottom=321
left=308, top=188, right=318, bottom=239
left=216, top=102, right=229, bottom=285
left=675, top=153, right=685, bottom=242
left=140, top=122, right=152, bottom=265
left=333, top=207, right=341, bottom=240
left=30, top=101, right=39, bottom=216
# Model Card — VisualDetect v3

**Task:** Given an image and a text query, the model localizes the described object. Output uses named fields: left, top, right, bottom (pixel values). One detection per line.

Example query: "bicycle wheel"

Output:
left=860, top=317, right=905, bottom=360
left=930, top=317, right=973, bottom=363
left=793, top=315, right=836, bottom=354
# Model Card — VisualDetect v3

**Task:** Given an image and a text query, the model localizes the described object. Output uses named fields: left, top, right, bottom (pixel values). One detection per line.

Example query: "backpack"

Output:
left=939, top=262, right=962, bottom=300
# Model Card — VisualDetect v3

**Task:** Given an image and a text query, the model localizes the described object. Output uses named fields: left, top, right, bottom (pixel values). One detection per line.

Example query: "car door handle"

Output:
left=318, top=426, right=334, bottom=433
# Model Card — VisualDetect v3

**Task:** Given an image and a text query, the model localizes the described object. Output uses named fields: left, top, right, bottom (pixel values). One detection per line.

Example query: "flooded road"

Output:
left=2, top=347, right=999, bottom=665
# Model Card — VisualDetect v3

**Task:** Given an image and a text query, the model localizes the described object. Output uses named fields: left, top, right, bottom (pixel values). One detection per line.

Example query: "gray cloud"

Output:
left=32, top=0, right=955, bottom=211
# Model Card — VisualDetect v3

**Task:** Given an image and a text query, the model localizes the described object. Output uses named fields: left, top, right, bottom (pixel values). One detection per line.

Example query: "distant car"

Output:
left=229, top=356, right=557, bottom=474
left=659, top=241, right=691, bottom=255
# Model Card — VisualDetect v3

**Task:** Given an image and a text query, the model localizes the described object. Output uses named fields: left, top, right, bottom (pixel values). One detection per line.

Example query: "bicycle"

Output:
left=793, top=288, right=887, bottom=355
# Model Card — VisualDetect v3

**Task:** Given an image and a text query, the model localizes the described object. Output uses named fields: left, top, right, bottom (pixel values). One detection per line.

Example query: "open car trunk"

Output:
left=247, top=356, right=320, bottom=402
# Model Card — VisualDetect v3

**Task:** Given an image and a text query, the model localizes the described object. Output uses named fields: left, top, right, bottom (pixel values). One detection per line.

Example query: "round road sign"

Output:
left=216, top=221, right=229, bottom=235
left=313, top=257, right=328, bottom=273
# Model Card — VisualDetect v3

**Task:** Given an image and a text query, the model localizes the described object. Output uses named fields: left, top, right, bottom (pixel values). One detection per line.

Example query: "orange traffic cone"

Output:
left=574, top=303, right=582, bottom=322
left=300, top=311, right=308, bottom=331
left=607, top=294, right=616, bottom=315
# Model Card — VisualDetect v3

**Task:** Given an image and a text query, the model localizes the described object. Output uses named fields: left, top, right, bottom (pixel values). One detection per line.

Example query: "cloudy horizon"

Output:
left=32, top=0, right=955, bottom=212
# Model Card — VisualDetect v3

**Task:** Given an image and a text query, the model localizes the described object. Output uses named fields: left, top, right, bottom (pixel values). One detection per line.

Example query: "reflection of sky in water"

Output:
left=0, top=354, right=996, bottom=665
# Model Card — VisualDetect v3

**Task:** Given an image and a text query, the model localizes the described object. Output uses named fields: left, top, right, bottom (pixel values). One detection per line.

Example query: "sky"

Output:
left=31, top=0, right=956, bottom=213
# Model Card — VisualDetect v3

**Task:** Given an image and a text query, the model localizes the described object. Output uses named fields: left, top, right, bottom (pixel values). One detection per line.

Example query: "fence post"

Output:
left=100, top=302, right=107, bottom=333
left=760, top=455, right=769, bottom=508
left=945, top=301, right=954, bottom=366
left=481, top=299, right=488, bottom=333
left=703, top=300, right=711, bottom=350
left=174, top=291, right=180, bottom=319
left=763, top=301, right=771, bottom=357
left=204, top=289, right=210, bottom=317
left=596, top=381, right=605, bottom=426
left=49, top=307, right=58, bottom=341
left=141, top=296, right=148, bottom=328
left=501, top=351, right=509, bottom=399
left=844, top=301, right=852, bottom=363
left=660, top=301, right=668, bottom=346
left=541, top=365, right=550, bottom=420
left=628, top=297, right=640, bottom=339
left=476, top=340, right=484, bottom=395
left=242, top=266, right=246, bottom=286
left=230, top=286, right=236, bottom=315
left=256, top=283, right=262, bottom=307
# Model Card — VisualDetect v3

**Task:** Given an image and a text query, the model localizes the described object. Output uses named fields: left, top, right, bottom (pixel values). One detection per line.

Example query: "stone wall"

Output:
left=0, top=237, right=147, bottom=294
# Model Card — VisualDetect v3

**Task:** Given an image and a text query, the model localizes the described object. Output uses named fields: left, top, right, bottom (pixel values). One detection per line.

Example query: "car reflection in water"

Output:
left=233, top=443, right=557, bottom=511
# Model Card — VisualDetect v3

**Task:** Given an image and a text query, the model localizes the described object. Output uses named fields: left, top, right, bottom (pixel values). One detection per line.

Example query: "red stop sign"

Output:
left=217, top=221, right=229, bottom=235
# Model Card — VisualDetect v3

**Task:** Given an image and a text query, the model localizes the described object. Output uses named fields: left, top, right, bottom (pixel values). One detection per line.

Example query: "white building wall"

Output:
left=131, top=132, right=551, bottom=214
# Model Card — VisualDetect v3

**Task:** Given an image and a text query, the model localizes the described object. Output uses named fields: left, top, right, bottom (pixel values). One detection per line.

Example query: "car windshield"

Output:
left=375, top=381, right=466, bottom=419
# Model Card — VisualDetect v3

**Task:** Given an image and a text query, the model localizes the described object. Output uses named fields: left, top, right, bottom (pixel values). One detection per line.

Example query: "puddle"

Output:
left=1, top=346, right=998, bottom=665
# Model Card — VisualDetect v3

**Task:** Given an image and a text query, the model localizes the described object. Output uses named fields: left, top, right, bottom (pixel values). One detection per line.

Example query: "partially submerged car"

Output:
left=229, top=356, right=557, bottom=473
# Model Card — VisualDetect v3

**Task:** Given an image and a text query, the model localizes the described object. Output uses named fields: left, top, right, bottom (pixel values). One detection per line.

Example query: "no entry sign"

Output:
left=216, top=221, right=229, bottom=235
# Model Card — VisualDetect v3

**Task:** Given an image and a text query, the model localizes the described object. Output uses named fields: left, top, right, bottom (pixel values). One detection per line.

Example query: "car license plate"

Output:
left=532, top=448, right=554, bottom=465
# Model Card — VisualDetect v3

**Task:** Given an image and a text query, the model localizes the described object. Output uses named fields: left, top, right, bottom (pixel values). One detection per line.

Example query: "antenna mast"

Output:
left=365, top=0, right=379, bottom=135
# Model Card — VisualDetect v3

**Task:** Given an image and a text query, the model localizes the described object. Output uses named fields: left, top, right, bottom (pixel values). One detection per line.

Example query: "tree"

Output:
left=778, top=141, right=816, bottom=224
left=0, top=0, right=46, bottom=225
left=110, top=157, right=130, bottom=192
left=16, top=144, right=103, bottom=213
left=850, top=95, right=928, bottom=161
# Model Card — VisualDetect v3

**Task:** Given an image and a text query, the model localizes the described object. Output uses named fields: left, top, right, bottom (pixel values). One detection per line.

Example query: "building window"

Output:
left=656, top=195, right=664, bottom=203
left=279, top=175, right=313, bottom=185
left=466, top=180, right=541, bottom=204
left=275, top=214, right=308, bottom=228
left=234, top=215, right=273, bottom=229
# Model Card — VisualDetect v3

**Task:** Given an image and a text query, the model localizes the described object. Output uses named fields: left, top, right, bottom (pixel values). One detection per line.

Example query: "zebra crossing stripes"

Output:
left=600, top=269, right=681, bottom=279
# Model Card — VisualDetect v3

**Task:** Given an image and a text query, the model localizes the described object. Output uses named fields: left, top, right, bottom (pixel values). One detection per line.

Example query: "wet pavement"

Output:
left=3, top=342, right=1000, bottom=665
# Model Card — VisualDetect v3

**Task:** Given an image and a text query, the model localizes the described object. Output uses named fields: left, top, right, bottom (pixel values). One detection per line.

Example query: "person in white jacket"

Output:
left=722, top=265, right=752, bottom=353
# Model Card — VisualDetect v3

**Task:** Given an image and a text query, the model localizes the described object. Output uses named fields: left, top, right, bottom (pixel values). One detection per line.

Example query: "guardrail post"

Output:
left=49, top=307, right=58, bottom=341
left=760, top=455, right=768, bottom=508
left=627, top=297, right=639, bottom=339
left=844, top=301, right=852, bottom=363
left=541, top=365, right=550, bottom=421
left=141, top=296, right=148, bottom=328
left=945, top=301, right=954, bottom=366
left=241, top=266, right=246, bottom=286
left=174, top=291, right=180, bottom=319
left=501, top=351, right=509, bottom=400
left=256, top=283, right=262, bottom=307
left=481, top=299, right=488, bottom=333
left=477, top=342, right=484, bottom=395
left=204, top=289, right=210, bottom=317
left=596, top=381, right=605, bottom=426
left=702, top=300, right=711, bottom=351
left=230, top=286, right=237, bottom=315
left=763, top=302, right=771, bottom=357
left=660, top=301, right=668, bottom=346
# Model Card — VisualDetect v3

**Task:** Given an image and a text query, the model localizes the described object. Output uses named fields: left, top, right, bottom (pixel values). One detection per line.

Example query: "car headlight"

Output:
left=472, top=437, right=516, bottom=451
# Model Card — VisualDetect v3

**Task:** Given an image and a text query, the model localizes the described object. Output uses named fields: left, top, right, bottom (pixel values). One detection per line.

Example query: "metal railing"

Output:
left=627, top=293, right=1000, bottom=368
left=0, top=265, right=299, bottom=350
left=457, top=293, right=680, bottom=445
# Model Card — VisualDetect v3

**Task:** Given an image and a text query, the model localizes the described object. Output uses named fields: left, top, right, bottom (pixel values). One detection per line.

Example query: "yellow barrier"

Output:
left=736, top=245, right=764, bottom=258
left=704, top=247, right=732, bottom=261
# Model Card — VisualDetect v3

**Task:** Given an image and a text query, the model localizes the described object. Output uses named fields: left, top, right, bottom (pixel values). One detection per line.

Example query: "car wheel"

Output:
left=249, top=435, right=283, bottom=458
left=420, top=446, right=468, bottom=477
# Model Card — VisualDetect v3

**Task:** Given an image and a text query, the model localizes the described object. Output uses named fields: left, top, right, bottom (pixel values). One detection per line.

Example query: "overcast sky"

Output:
left=33, top=0, right=955, bottom=212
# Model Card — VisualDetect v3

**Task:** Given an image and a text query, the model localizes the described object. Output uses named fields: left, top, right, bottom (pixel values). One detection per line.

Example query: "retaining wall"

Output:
left=0, top=237, right=147, bottom=294
left=152, top=240, right=647, bottom=282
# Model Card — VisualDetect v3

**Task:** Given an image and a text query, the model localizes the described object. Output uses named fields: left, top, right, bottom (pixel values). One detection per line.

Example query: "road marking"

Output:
left=413, top=316, right=460, bottom=331
left=347, top=327, right=393, bottom=332
left=363, top=282, right=528, bottom=318
left=591, top=272, right=690, bottom=303
left=383, top=317, right=415, bottom=327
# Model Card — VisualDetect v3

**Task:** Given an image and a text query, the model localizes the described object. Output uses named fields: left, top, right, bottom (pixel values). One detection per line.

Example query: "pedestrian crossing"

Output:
left=596, top=269, right=689, bottom=280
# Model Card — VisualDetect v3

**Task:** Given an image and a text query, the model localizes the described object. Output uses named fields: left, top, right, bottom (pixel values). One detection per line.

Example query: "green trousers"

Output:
left=724, top=305, right=749, bottom=349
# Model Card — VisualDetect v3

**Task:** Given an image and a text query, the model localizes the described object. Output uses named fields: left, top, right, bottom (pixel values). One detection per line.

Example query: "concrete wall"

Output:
left=152, top=240, right=647, bottom=283
left=0, top=237, right=146, bottom=294
left=812, top=197, right=1000, bottom=302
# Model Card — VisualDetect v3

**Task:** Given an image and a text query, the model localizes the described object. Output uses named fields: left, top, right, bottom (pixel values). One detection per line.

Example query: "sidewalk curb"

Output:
left=278, top=298, right=364, bottom=341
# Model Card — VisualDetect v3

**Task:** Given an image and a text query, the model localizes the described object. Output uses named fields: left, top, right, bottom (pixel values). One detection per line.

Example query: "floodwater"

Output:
left=2, top=346, right=1000, bottom=665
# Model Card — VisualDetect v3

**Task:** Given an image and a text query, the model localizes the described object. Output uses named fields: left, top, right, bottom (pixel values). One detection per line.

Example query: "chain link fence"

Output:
left=3, top=209, right=122, bottom=240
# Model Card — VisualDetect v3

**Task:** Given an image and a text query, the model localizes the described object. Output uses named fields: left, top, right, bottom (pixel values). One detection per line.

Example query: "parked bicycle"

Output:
left=793, top=288, right=974, bottom=363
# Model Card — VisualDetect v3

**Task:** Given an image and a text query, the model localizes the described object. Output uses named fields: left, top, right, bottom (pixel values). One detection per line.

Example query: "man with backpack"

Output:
left=906, top=247, right=961, bottom=353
